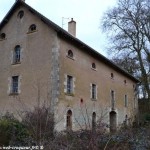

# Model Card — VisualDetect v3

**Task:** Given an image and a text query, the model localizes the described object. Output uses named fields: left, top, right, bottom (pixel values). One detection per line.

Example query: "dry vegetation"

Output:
left=0, top=105, right=150, bottom=150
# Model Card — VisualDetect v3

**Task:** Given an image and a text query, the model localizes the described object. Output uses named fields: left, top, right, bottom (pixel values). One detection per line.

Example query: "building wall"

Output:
left=0, top=4, right=138, bottom=131
left=55, top=37, right=137, bottom=131
left=0, top=6, right=59, bottom=114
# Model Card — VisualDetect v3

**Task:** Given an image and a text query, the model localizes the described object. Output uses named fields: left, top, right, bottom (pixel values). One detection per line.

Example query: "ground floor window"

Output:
left=66, top=110, right=72, bottom=130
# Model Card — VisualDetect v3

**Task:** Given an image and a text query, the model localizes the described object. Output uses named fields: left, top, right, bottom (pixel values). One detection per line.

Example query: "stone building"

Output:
left=0, top=0, right=139, bottom=131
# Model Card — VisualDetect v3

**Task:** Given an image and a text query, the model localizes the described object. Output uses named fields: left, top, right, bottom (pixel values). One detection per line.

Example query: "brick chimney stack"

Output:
left=68, top=18, right=76, bottom=37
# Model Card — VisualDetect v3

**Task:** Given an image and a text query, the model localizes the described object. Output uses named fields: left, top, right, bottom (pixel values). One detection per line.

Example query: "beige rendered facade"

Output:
left=0, top=0, right=138, bottom=131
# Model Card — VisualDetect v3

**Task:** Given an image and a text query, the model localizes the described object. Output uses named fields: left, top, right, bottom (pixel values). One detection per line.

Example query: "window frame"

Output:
left=13, top=45, right=21, bottom=64
left=66, top=110, right=72, bottom=130
left=67, top=50, right=74, bottom=59
left=67, top=75, right=73, bottom=94
left=111, top=90, right=115, bottom=109
left=124, top=94, right=128, bottom=107
left=11, top=76, right=19, bottom=94
left=28, top=24, right=37, bottom=33
left=91, top=84, right=97, bottom=100
left=91, top=62, right=96, bottom=70
left=111, top=73, right=114, bottom=79
left=0, top=33, right=6, bottom=40
left=17, top=10, right=24, bottom=19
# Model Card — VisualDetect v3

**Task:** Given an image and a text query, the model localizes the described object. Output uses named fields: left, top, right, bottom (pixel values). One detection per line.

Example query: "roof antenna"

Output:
left=62, top=17, right=70, bottom=28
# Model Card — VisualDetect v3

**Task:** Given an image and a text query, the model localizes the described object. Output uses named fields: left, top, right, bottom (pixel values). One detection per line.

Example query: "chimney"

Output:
left=16, top=0, right=25, bottom=2
left=68, top=18, right=76, bottom=37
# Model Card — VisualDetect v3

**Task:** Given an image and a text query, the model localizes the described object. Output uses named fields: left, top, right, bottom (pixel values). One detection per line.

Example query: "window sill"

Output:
left=27, top=30, right=38, bottom=34
left=91, top=67, right=97, bottom=71
left=12, top=62, right=21, bottom=65
left=66, top=55, right=75, bottom=60
left=9, top=93, right=19, bottom=96
left=65, top=93, right=74, bottom=96
left=0, top=38, right=6, bottom=41
left=91, top=98, right=97, bottom=101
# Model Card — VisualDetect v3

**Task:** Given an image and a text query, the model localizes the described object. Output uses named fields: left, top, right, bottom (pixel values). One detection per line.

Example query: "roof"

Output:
left=0, top=0, right=139, bottom=83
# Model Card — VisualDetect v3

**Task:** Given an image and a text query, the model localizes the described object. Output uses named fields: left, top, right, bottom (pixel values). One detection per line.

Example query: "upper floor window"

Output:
left=91, top=84, right=97, bottom=99
left=67, top=75, right=73, bottom=94
left=29, top=24, right=37, bottom=32
left=67, top=50, right=74, bottom=58
left=13, top=45, right=21, bottom=64
left=111, top=73, right=114, bottom=79
left=0, top=33, right=6, bottom=40
left=124, top=80, right=127, bottom=85
left=11, top=76, right=19, bottom=94
left=17, top=10, right=24, bottom=19
left=92, top=63, right=96, bottom=70
left=124, top=95, right=128, bottom=107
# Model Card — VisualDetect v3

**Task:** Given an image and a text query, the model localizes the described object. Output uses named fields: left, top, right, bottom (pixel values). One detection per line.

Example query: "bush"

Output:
left=22, top=105, right=54, bottom=146
left=0, top=112, right=29, bottom=146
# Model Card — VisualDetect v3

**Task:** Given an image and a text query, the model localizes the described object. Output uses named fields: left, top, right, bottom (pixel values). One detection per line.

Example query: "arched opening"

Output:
left=92, top=112, right=96, bottom=130
left=0, top=33, right=6, bottom=39
left=109, top=111, right=117, bottom=132
left=124, top=115, right=128, bottom=126
left=66, top=110, right=72, bottom=130
left=14, top=45, right=21, bottom=63
left=92, top=63, right=96, bottom=69
left=17, top=10, right=24, bottom=19
left=68, top=50, right=73, bottom=58
left=29, top=24, right=36, bottom=32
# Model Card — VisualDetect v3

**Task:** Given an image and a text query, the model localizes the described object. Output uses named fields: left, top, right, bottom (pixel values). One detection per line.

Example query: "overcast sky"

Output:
left=0, top=0, right=117, bottom=56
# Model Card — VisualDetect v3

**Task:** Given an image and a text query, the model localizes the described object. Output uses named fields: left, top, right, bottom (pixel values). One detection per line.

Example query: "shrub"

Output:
left=22, top=105, right=54, bottom=146
left=0, top=112, right=29, bottom=146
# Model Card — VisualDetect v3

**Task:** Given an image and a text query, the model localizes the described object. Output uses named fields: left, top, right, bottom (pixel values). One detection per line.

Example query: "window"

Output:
left=111, top=73, right=114, bottom=79
left=66, top=110, right=72, bottom=130
left=92, top=63, right=96, bottom=69
left=67, top=50, right=73, bottom=58
left=111, top=90, right=115, bottom=109
left=91, top=84, right=97, bottom=99
left=11, top=76, right=19, bottom=94
left=13, top=45, right=21, bottom=64
left=17, top=10, right=24, bottom=19
left=29, top=24, right=36, bottom=32
left=67, top=75, right=73, bottom=94
left=92, top=112, right=96, bottom=130
left=124, top=95, right=128, bottom=107
left=124, top=80, right=127, bottom=85
left=0, top=33, right=6, bottom=40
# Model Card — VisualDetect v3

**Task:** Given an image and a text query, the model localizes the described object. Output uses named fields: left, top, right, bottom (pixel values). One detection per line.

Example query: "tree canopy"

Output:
left=102, top=0, right=150, bottom=99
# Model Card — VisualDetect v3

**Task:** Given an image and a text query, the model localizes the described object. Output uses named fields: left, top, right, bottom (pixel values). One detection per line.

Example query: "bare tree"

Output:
left=102, top=0, right=150, bottom=101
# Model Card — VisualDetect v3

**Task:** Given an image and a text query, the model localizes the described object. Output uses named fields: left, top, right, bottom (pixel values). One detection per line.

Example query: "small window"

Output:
left=92, top=63, right=96, bottom=69
left=124, top=95, right=128, bottom=107
left=92, top=112, right=96, bottom=130
left=124, top=80, right=127, bottom=85
left=91, top=84, right=97, bottom=99
left=13, top=45, right=21, bottom=64
left=67, top=50, right=73, bottom=58
left=66, top=110, right=72, bottom=130
left=11, top=76, right=19, bottom=94
left=67, top=75, right=73, bottom=94
left=111, top=90, right=115, bottom=109
left=0, top=33, right=6, bottom=40
left=17, top=10, right=24, bottom=19
left=111, top=73, right=114, bottom=79
left=29, top=24, right=36, bottom=32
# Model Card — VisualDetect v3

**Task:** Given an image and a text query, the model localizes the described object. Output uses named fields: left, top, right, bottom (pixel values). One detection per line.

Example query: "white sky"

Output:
left=0, top=0, right=117, bottom=56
